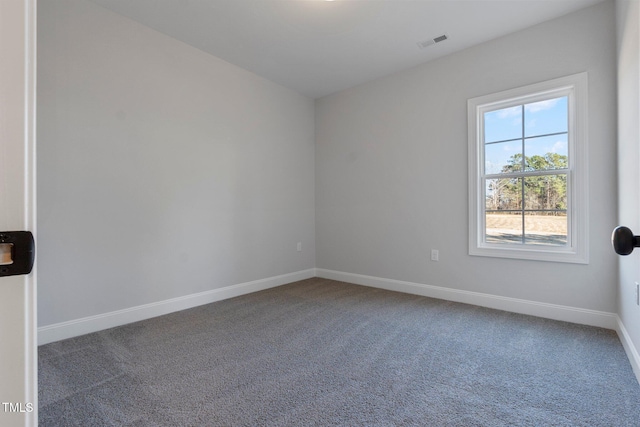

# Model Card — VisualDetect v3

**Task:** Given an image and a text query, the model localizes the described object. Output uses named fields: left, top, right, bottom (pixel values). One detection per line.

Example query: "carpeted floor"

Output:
left=39, top=278, right=640, bottom=426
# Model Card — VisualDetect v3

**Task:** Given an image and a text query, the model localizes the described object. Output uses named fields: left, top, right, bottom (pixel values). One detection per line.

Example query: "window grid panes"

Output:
left=483, top=96, right=569, bottom=246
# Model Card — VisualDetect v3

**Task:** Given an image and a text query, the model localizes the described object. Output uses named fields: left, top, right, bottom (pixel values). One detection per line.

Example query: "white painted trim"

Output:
left=38, top=269, right=315, bottom=345
left=26, top=0, right=37, bottom=424
left=616, top=316, right=640, bottom=385
left=316, top=269, right=617, bottom=330
left=0, top=0, right=39, bottom=425
left=468, top=72, right=589, bottom=264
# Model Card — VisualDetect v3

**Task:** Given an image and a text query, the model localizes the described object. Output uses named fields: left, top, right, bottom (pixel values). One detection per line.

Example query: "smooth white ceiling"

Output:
left=88, top=0, right=605, bottom=99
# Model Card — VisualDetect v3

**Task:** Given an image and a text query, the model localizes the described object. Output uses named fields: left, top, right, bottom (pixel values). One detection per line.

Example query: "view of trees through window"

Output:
left=483, top=96, right=569, bottom=246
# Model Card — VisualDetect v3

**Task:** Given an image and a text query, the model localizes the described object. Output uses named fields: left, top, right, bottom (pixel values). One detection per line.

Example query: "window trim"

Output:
left=468, top=73, right=589, bottom=264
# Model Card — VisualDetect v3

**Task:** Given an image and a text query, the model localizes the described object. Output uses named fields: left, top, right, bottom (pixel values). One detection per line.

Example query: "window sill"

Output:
left=469, top=244, right=588, bottom=264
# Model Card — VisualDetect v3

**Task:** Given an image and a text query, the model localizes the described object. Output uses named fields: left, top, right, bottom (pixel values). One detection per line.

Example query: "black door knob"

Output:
left=612, top=226, right=640, bottom=255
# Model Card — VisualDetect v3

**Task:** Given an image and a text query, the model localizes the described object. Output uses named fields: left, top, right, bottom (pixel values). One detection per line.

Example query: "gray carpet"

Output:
left=39, top=278, right=640, bottom=426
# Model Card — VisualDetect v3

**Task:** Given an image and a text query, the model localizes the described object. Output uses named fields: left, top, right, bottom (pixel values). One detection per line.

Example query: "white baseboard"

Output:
left=39, top=267, right=620, bottom=347
left=38, top=269, right=316, bottom=345
left=616, top=317, right=640, bottom=385
left=39, top=267, right=638, bottom=385
left=315, top=269, right=618, bottom=330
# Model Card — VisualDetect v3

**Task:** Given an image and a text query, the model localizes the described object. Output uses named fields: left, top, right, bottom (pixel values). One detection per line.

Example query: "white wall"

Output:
left=38, top=0, right=620, bottom=343
left=616, top=0, right=640, bottom=378
left=316, top=2, right=617, bottom=314
left=37, top=0, right=315, bottom=329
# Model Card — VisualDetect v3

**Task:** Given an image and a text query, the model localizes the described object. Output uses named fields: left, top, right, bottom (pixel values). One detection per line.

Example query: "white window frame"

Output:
left=468, top=73, right=588, bottom=264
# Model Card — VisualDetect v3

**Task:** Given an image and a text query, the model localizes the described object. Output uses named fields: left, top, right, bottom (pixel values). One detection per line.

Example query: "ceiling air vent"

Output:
left=417, top=34, right=448, bottom=49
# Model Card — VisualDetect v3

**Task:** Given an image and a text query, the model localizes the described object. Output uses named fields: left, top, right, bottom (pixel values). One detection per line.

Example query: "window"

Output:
left=468, top=73, right=588, bottom=263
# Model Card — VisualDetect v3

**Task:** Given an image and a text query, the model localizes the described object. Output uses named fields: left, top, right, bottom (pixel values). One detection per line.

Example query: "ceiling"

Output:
left=88, top=0, right=605, bottom=99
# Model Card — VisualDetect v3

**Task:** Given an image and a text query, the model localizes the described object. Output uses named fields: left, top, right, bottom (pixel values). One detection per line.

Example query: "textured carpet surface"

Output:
left=39, top=278, right=640, bottom=426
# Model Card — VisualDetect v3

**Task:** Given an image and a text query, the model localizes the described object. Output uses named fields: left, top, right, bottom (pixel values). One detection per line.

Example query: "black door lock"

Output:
left=0, top=231, right=35, bottom=277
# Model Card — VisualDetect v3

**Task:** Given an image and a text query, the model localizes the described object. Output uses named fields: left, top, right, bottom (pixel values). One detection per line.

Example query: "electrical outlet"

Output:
left=431, top=249, right=439, bottom=262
